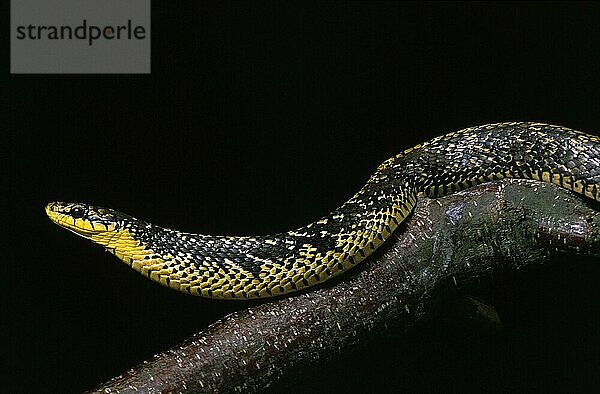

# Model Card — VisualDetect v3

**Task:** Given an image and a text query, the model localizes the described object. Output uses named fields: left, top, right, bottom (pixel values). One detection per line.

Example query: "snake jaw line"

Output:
left=46, top=202, right=123, bottom=237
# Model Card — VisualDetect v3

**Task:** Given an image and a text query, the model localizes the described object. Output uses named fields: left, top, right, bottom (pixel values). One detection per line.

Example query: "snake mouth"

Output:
left=45, top=202, right=119, bottom=238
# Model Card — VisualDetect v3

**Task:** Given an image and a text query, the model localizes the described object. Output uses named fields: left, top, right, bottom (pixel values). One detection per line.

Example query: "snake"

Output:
left=46, top=122, right=600, bottom=299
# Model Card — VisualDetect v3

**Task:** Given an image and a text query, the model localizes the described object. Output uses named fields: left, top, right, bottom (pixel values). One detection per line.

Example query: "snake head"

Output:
left=45, top=202, right=124, bottom=238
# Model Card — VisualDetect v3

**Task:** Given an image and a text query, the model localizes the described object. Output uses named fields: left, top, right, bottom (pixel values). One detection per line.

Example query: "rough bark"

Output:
left=89, top=180, right=600, bottom=393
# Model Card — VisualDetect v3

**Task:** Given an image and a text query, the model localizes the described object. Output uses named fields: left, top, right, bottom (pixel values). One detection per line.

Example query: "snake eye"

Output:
left=70, top=205, right=85, bottom=218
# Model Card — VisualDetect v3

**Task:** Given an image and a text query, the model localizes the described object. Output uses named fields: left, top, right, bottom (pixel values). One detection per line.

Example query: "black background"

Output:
left=6, top=2, right=600, bottom=392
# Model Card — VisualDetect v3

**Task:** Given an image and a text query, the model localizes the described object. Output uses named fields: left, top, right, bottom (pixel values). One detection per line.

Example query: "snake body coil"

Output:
left=46, top=122, right=600, bottom=299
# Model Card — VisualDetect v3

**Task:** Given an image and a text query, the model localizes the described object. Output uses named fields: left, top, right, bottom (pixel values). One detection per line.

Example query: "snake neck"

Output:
left=89, top=219, right=153, bottom=265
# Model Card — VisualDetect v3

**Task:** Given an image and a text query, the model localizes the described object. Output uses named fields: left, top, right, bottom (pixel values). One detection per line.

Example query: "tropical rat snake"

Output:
left=46, top=122, right=600, bottom=299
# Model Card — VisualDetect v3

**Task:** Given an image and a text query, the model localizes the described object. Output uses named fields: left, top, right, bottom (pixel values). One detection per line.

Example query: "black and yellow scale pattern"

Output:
left=46, top=122, right=600, bottom=299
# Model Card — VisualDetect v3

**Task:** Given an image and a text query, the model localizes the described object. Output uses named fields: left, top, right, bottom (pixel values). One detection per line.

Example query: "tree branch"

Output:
left=89, top=180, right=600, bottom=393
